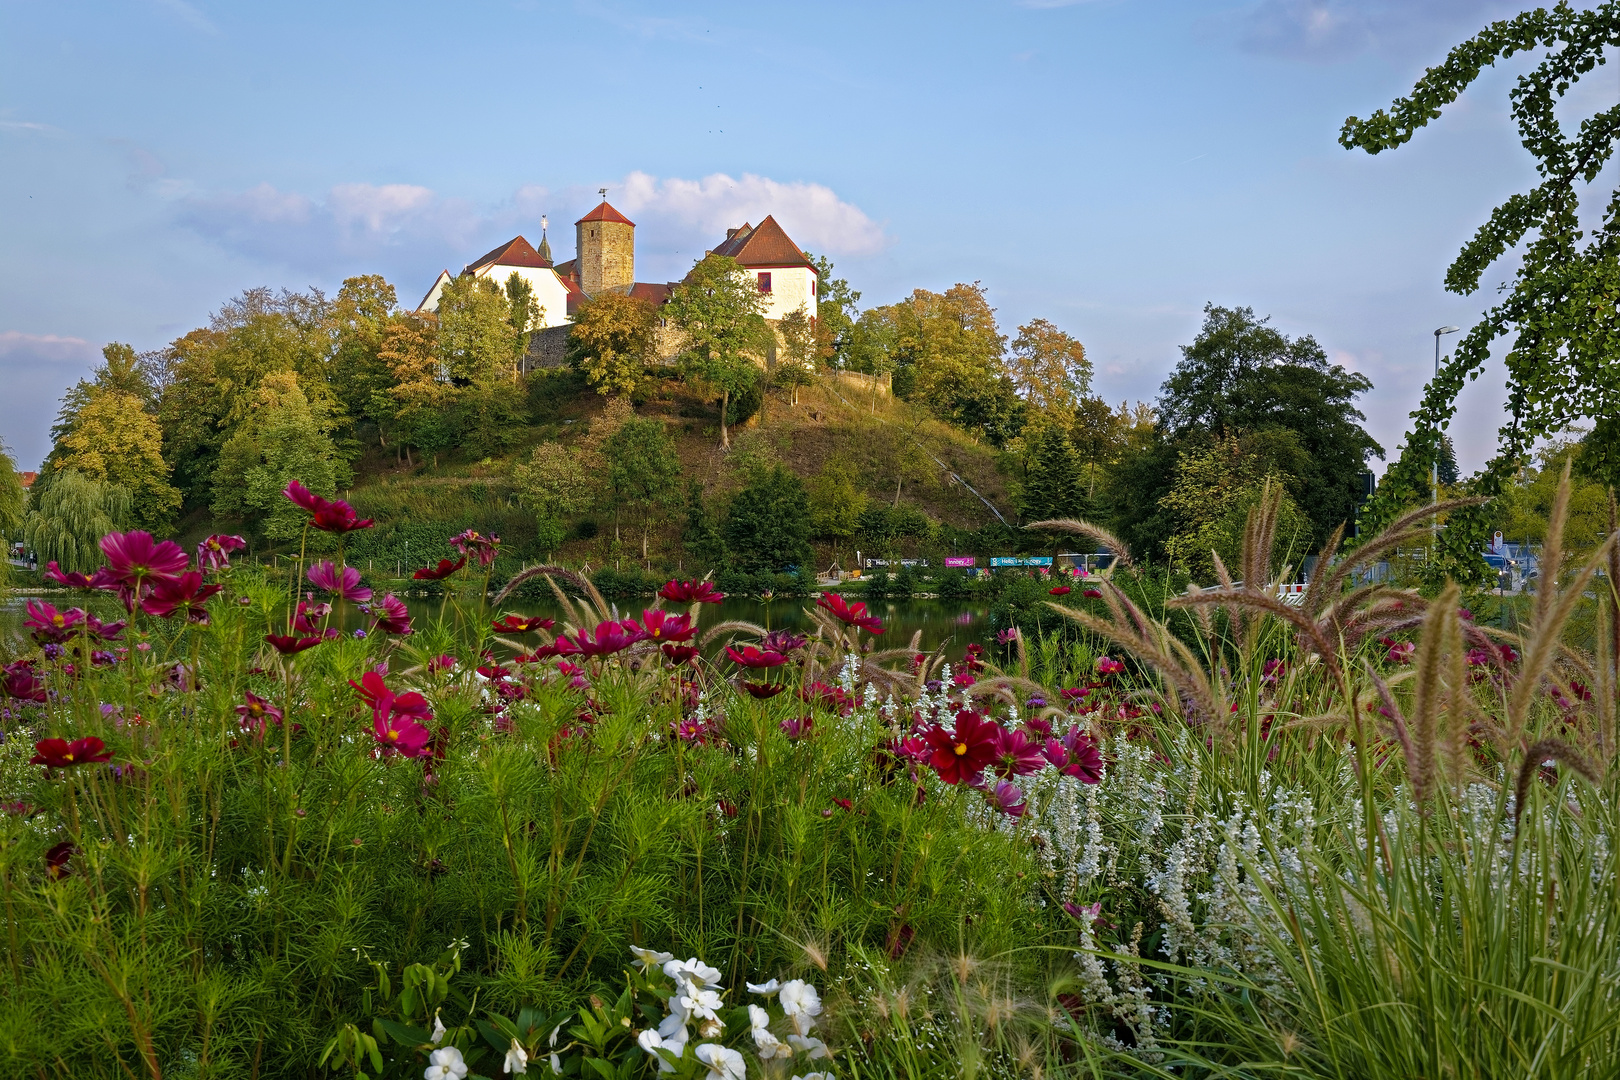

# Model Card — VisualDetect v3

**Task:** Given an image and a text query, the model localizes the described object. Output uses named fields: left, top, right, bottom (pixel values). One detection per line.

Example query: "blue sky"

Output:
left=2, top=0, right=1610, bottom=473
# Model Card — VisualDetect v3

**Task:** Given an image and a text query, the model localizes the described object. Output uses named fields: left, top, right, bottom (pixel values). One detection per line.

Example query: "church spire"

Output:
left=537, top=215, right=552, bottom=264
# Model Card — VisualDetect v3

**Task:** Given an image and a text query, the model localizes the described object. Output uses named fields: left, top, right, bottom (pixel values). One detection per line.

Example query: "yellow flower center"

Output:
left=955, top=743, right=968, bottom=756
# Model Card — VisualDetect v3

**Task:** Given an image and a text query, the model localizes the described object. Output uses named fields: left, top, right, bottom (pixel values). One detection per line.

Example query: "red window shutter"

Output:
left=758, top=272, right=772, bottom=293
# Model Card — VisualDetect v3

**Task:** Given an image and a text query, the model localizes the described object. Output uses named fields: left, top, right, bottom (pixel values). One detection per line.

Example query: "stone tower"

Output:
left=575, top=201, right=635, bottom=295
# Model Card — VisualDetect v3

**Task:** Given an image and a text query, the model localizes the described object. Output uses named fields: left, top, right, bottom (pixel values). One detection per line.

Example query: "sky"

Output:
left=2, top=0, right=1614, bottom=475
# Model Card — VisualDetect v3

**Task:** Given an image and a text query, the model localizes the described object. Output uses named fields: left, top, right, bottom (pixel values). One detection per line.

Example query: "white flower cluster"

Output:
left=631, top=948, right=833, bottom=1080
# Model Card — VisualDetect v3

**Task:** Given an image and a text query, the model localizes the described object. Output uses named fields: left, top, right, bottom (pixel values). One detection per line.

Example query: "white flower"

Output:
left=749, top=1004, right=792, bottom=1060
left=746, top=978, right=781, bottom=997
left=677, top=986, right=726, bottom=1024
left=789, top=1010, right=818, bottom=1037
left=664, top=957, right=724, bottom=989
left=694, top=1042, right=748, bottom=1080
left=423, top=1046, right=469, bottom=1080
left=504, top=1038, right=530, bottom=1075
left=631, top=946, right=674, bottom=973
left=779, top=980, right=822, bottom=1022
left=788, top=1033, right=829, bottom=1059
left=793, top=1073, right=835, bottom=1080
left=430, top=1010, right=446, bottom=1045
left=637, top=1021, right=690, bottom=1074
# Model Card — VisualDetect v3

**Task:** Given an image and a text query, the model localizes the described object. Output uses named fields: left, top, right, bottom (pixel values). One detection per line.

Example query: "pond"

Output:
left=0, top=592, right=996, bottom=662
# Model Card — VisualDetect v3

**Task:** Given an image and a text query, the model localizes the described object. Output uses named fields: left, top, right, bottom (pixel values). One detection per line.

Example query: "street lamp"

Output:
left=1432, top=326, right=1462, bottom=544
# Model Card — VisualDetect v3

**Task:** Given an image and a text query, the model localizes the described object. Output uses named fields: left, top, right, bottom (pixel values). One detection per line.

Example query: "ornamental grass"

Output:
left=0, top=472, right=1616, bottom=1079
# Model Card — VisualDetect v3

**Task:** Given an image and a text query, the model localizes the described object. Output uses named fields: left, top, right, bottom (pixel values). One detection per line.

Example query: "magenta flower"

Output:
left=94, top=530, right=190, bottom=608
left=371, top=595, right=413, bottom=636
left=373, top=711, right=433, bottom=757
left=674, top=718, right=708, bottom=744
left=140, top=570, right=223, bottom=623
left=413, top=556, right=466, bottom=580
left=235, top=692, right=283, bottom=733
left=995, top=627, right=1020, bottom=646
left=659, top=579, right=725, bottom=604
left=24, top=601, right=85, bottom=644
left=450, top=529, right=501, bottom=569
left=427, top=655, right=458, bottom=675
left=196, top=534, right=247, bottom=572
left=555, top=620, right=643, bottom=657
left=725, top=644, right=787, bottom=669
left=1082, top=588, right=1103, bottom=599
left=779, top=715, right=814, bottom=741
left=1049, top=585, right=1072, bottom=596
left=627, top=609, right=697, bottom=643
left=923, top=710, right=1001, bottom=786
left=662, top=643, right=700, bottom=664
left=1045, top=730, right=1105, bottom=783
left=307, top=561, right=373, bottom=602
left=85, top=613, right=126, bottom=641
left=816, top=592, right=885, bottom=633
left=991, top=728, right=1047, bottom=778
left=987, top=780, right=1027, bottom=817
left=761, top=628, right=809, bottom=654
left=44, top=562, right=95, bottom=588
left=2, top=661, right=48, bottom=703
left=264, top=633, right=325, bottom=655
left=291, top=599, right=331, bottom=633
left=491, top=613, right=555, bottom=634
left=742, top=680, right=786, bottom=699
left=283, top=480, right=374, bottom=534
left=1096, top=656, right=1124, bottom=676
left=1387, top=641, right=1415, bottom=664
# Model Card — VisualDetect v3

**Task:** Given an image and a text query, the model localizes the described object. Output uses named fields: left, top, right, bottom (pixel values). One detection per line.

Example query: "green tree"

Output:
left=1020, top=423, right=1086, bottom=524
left=773, top=304, right=818, bottom=406
left=603, top=416, right=683, bottom=562
left=665, top=255, right=772, bottom=448
left=0, top=443, right=24, bottom=540
left=682, top=481, right=727, bottom=569
left=722, top=465, right=813, bottom=573
left=1340, top=3, right=1620, bottom=584
left=566, top=291, right=658, bottom=397
left=378, top=313, right=456, bottom=464
left=1008, top=318, right=1091, bottom=422
left=328, top=275, right=399, bottom=441
left=437, top=275, right=527, bottom=451
left=51, top=342, right=159, bottom=442
left=54, top=389, right=181, bottom=531
left=1158, top=437, right=1309, bottom=581
left=23, top=470, right=132, bottom=575
left=211, top=371, right=343, bottom=540
left=807, top=253, right=861, bottom=371
left=808, top=457, right=866, bottom=542
left=505, top=272, right=542, bottom=374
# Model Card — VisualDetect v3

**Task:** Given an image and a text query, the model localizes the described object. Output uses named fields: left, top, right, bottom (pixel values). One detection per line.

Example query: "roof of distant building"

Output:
left=467, top=235, right=551, bottom=272
left=708, top=215, right=814, bottom=270
left=628, top=282, right=673, bottom=306
left=576, top=201, right=634, bottom=227
left=18, top=471, right=37, bottom=489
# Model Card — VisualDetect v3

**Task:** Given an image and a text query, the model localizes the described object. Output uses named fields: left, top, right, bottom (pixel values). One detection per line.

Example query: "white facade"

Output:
left=751, top=265, right=818, bottom=323
left=468, top=263, right=572, bottom=329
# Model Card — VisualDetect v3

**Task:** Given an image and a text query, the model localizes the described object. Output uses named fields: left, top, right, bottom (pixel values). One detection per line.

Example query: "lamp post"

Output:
left=1432, top=326, right=1461, bottom=546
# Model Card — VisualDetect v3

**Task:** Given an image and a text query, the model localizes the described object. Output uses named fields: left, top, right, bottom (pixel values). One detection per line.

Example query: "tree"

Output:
left=1157, top=304, right=1380, bottom=544
left=665, top=255, right=773, bottom=448
left=807, top=253, right=861, bottom=370
left=1071, top=397, right=1154, bottom=500
left=773, top=304, right=818, bottom=406
left=1008, top=318, right=1091, bottom=422
left=683, top=481, right=727, bottom=569
left=722, top=465, right=813, bottom=573
left=604, top=416, right=683, bottom=561
left=1437, top=435, right=1460, bottom=488
left=512, top=442, right=594, bottom=555
left=52, top=342, right=159, bottom=442
left=505, top=272, right=543, bottom=375
left=567, top=291, right=658, bottom=397
left=1340, top=3, right=1620, bottom=583
left=54, top=389, right=180, bottom=531
left=329, top=275, right=399, bottom=441
left=24, top=470, right=131, bottom=575
left=436, top=275, right=526, bottom=452
left=0, top=442, right=25, bottom=540
left=378, top=312, right=454, bottom=464
left=1158, top=437, right=1309, bottom=581
left=1020, top=423, right=1086, bottom=524
left=211, top=371, right=343, bottom=540
left=808, top=457, right=866, bottom=552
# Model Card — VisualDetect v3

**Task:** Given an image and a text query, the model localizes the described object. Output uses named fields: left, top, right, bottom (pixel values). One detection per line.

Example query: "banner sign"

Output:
left=943, top=556, right=977, bottom=567
left=988, top=556, right=1054, bottom=568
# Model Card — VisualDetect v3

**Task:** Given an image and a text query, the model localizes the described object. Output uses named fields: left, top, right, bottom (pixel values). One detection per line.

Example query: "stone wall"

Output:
left=525, top=325, right=571, bottom=371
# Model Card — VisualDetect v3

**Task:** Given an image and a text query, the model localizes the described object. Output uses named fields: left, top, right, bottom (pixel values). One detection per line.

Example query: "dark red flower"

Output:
left=1096, top=656, right=1124, bottom=676
left=371, top=594, right=412, bottom=635
left=555, top=620, right=642, bottom=657
left=816, top=592, right=885, bottom=633
left=628, top=609, right=697, bottom=643
left=44, top=561, right=95, bottom=588
left=1082, top=588, right=1103, bottom=599
left=264, top=634, right=325, bottom=655
left=24, top=601, right=84, bottom=644
left=800, top=680, right=854, bottom=714
left=86, top=613, right=126, bottom=640
left=30, top=736, right=113, bottom=768
left=761, top=628, right=809, bottom=654
left=659, top=579, right=725, bottom=604
left=196, top=534, right=247, bottom=572
left=235, top=691, right=283, bottom=733
left=350, top=671, right=434, bottom=758
left=492, top=613, right=555, bottom=634
left=46, top=841, right=77, bottom=880
left=307, top=561, right=372, bottom=602
left=662, top=643, right=700, bottom=664
left=1049, top=585, right=1072, bottom=596
left=283, top=480, right=374, bottom=534
left=1045, top=729, right=1105, bottom=783
left=742, top=680, right=786, bottom=699
left=991, top=728, right=1047, bottom=777
left=2, top=661, right=48, bottom=703
left=413, top=556, right=466, bottom=580
left=518, top=643, right=563, bottom=662
left=726, top=644, right=787, bottom=668
left=833, top=797, right=854, bottom=812
left=140, top=570, right=223, bottom=623
left=923, top=710, right=1001, bottom=785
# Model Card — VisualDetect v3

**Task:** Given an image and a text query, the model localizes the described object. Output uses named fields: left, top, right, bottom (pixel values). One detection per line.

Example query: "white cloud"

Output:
left=0, top=331, right=96, bottom=362
left=1225, top=0, right=1519, bottom=62
left=614, top=171, right=888, bottom=258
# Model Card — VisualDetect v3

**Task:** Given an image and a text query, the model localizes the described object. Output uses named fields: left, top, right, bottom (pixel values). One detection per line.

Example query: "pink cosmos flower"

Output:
left=1044, top=729, right=1105, bottom=783
left=761, top=628, right=809, bottom=654
left=1387, top=641, right=1415, bottom=664
left=1049, top=585, right=1072, bottom=596
left=94, top=531, right=190, bottom=608
left=85, top=613, right=126, bottom=640
left=725, top=645, right=787, bottom=668
left=196, top=534, right=247, bottom=572
left=283, top=480, right=374, bottom=534
left=349, top=671, right=434, bottom=758
left=816, top=592, right=885, bottom=633
left=659, top=579, right=725, bottom=604
left=995, top=626, right=1020, bottom=646
left=1096, top=656, right=1125, bottom=676
left=987, top=780, right=1027, bottom=817
left=291, top=599, right=331, bottom=633
left=140, top=571, right=223, bottom=623
left=427, top=655, right=458, bottom=675
left=555, top=621, right=642, bottom=657
left=264, top=634, right=324, bottom=655
left=991, top=728, right=1047, bottom=777
left=674, top=718, right=708, bottom=744
left=2, top=661, right=48, bottom=703
left=235, top=692, right=283, bottom=733
left=24, top=601, right=85, bottom=644
left=306, top=561, right=373, bottom=602
left=627, top=609, right=697, bottom=643
left=413, top=556, right=466, bottom=580
left=779, top=715, right=814, bottom=741
left=1082, top=588, right=1104, bottom=599
left=742, top=680, right=785, bottom=699
left=662, top=643, right=700, bottom=664
left=450, top=529, right=501, bottom=569
left=371, top=595, right=412, bottom=635
left=44, top=561, right=96, bottom=588
left=492, top=613, right=555, bottom=634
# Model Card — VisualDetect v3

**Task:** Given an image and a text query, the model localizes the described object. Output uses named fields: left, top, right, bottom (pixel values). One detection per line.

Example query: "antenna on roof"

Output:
left=599, top=187, right=608, bottom=201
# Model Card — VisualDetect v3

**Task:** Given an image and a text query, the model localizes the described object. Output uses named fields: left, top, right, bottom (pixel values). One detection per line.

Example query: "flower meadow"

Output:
left=1, top=479, right=1618, bottom=1079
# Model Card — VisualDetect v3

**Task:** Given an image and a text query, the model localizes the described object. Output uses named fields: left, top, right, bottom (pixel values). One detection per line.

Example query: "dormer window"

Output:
left=757, top=272, right=772, bottom=294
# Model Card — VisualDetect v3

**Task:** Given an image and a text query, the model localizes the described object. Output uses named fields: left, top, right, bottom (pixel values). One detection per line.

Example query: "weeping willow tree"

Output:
left=23, top=469, right=132, bottom=575
left=0, top=443, right=26, bottom=590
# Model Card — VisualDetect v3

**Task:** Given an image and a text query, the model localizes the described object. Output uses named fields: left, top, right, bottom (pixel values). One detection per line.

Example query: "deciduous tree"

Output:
left=55, top=389, right=180, bottom=531
left=604, top=416, right=683, bottom=561
left=23, top=470, right=132, bottom=575
left=665, top=255, right=772, bottom=448
left=567, top=291, right=658, bottom=397
left=1008, top=318, right=1091, bottom=422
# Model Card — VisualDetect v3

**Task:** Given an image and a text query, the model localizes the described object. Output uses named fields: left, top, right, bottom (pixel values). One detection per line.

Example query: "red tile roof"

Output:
left=575, top=201, right=634, bottom=227
left=467, top=236, right=551, bottom=272
left=559, top=274, right=589, bottom=317
left=18, top=471, right=37, bottom=489
left=628, top=282, right=673, bottom=306
left=553, top=258, right=577, bottom=282
left=707, top=215, right=813, bottom=269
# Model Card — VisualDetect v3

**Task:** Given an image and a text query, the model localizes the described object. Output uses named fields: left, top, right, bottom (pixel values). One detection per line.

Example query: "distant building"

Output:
left=415, top=199, right=817, bottom=370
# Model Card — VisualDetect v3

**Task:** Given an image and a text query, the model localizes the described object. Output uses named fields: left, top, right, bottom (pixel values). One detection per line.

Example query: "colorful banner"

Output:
left=943, top=556, right=977, bottom=567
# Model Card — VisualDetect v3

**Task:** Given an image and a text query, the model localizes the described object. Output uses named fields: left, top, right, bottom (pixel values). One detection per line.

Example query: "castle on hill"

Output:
left=415, top=199, right=819, bottom=370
